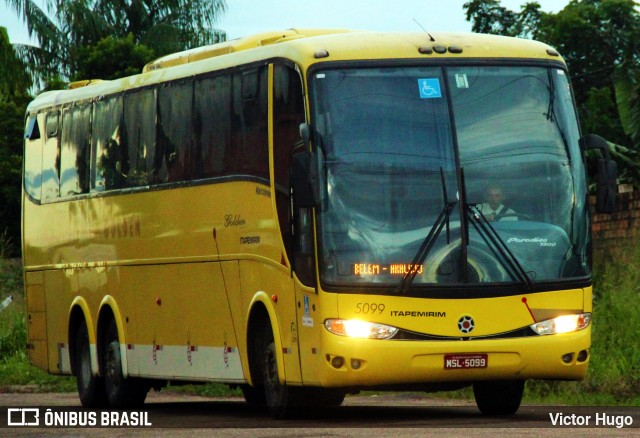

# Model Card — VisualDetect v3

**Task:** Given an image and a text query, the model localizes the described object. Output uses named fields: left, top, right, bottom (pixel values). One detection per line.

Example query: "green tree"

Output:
left=0, top=27, right=30, bottom=257
left=73, top=34, right=156, bottom=81
left=463, top=0, right=543, bottom=38
left=4, top=0, right=227, bottom=83
left=0, top=27, right=29, bottom=95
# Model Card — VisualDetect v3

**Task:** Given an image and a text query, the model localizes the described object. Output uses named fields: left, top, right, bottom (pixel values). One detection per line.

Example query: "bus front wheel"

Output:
left=103, top=319, right=148, bottom=408
left=75, top=321, right=108, bottom=408
left=473, top=380, right=525, bottom=415
left=259, top=323, right=302, bottom=418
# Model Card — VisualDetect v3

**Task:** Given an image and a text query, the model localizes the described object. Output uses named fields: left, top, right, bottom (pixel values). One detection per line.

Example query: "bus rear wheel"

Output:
left=75, top=321, right=108, bottom=408
left=103, top=319, right=148, bottom=408
left=473, top=380, right=524, bottom=415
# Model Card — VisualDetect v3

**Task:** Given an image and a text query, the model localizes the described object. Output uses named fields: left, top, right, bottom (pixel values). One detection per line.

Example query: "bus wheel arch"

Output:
left=68, top=306, right=85, bottom=377
left=68, top=303, right=108, bottom=408
left=97, top=299, right=148, bottom=409
left=96, top=298, right=127, bottom=378
left=244, top=302, right=269, bottom=405
left=247, top=296, right=306, bottom=418
left=245, top=296, right=289, bottom=408
left=68, top=300, right=96, bottom=377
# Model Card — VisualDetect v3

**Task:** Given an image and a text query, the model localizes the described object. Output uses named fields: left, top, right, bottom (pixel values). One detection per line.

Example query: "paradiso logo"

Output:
left=458, top=315, right=475, bottom=334
left=507, top=237, right=556, bottom=247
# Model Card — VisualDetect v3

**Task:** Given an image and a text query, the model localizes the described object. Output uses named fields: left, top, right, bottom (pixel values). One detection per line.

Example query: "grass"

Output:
left=1, top=246, right=639, bottom=405
left=0, top=257, right=76, bottom=392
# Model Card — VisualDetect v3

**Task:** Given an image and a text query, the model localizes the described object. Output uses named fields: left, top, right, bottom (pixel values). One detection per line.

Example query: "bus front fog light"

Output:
left=577, top=350, right=589, bottom=362
left=331, top=356, right=345, bottom=369
left=562, top=353, right=574, bottom=364
left=351, top=359, right=362, bottom=370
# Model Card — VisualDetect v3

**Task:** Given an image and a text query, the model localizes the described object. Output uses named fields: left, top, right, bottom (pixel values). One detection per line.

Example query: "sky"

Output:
left=0, top=0, right=571, bottom=46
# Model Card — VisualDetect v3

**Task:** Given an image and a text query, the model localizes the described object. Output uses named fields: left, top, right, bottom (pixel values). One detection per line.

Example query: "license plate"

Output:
left=444, top=353, right=488, bottom=370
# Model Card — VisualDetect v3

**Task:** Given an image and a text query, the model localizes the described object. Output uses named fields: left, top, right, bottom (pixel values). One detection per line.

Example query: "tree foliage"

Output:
left=0, top=27, right=30, bottom=95
left=4, top=0, right=227, bottom=83
left=73, top=34, right=156, bottom=81
left=464, top=0, right=543, bottom=38
left=0, top=27, right=30, bottom=257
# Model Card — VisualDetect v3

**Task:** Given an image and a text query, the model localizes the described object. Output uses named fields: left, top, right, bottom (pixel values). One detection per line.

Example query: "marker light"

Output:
left=324, top=319, right=398, bottom=339
left=530, top=313, right=591, bottom=335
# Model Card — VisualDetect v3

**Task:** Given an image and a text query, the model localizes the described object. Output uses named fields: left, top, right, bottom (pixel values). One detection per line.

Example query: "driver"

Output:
left=480, top=185, right=517, bottom=221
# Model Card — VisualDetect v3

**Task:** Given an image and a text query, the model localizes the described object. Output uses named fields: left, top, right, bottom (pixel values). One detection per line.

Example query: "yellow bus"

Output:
left=22, top=29, right=616, bottom=417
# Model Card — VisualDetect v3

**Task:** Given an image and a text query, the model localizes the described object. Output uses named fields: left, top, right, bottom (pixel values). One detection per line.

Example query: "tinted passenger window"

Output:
left=157, top=80, right=192, bottom=183
left=123, top=89, right=156, bottom=187
left=93, top=96, right=125, bottom=191
left=42, top=111, right=60, bottom=200
left=60, top=105, right=91, bottom=196
left=193, top=75, right=231, bottom=179
left=24, top=114, right=44, bottom=201
left=231, top=67, right=269, bottom=180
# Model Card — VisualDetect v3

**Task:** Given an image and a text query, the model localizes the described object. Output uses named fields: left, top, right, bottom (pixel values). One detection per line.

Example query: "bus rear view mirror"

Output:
left=580, top=134, right=617, bottom=214
left=595, top=159, right=617, bottom=214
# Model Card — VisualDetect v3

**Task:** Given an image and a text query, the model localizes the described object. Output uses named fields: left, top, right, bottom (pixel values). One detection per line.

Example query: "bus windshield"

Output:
left=310, top=65, right=589, bottom=292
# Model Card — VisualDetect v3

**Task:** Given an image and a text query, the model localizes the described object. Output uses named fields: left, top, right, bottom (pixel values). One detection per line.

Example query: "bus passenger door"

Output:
left=272, top=63, right=319, bottom=384
left=292, top=208, right=323, bottom=384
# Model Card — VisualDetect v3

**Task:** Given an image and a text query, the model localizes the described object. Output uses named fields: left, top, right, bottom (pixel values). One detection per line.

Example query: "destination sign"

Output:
left=352, top=263, right=424, bottom=276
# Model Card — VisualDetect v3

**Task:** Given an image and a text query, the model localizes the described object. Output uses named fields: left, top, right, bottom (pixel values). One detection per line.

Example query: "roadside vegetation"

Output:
left=2, top=245, right=639, bottom=405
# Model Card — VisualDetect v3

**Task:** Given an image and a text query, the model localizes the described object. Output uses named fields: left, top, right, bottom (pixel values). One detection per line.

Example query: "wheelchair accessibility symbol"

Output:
left=418, top=78, right=442, bottom=99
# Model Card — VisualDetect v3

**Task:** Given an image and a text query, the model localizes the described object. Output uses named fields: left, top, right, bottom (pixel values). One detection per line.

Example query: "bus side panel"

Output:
left=219, top=261, right=246, bottom=379
left=25, top=271, right=48, bottom=371
left=42, top=269, right=68, bottom=375
left=128, top=262, right=243, bottom=381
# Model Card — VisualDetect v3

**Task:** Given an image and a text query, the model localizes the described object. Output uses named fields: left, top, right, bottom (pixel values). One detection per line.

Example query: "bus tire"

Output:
left=75, top=321, right=108, bottom=408
left=473, top=380, right=524, bottom=415
left=103, top=319, right=148, bottom=408
left=260, top=323, right=301, bottom=419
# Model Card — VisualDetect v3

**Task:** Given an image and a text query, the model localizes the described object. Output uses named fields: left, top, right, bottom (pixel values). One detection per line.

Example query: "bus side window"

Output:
left=231, top=67, right=269, bottom=181
left=123, top=88, right=157, bottom=187
left=92, top=96, right=125, bottom=191
left=157, top=80, right=192, bottom=184
left=192, top=74, right=231, bottom=179
left=60, top=104, right=91, bottom=196
left=42, top=111, right=60, bottom=201
left=24, top=114, right=43, bottom=201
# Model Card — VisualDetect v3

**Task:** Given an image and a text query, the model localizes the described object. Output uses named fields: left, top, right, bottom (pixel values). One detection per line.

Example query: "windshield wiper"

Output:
left=466, top=204, right=534, bottom=290
left=397, top=168, right=457, bottom=294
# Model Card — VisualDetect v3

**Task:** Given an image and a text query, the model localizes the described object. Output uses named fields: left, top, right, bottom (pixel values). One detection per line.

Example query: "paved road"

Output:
left=1, top=391, right=639, bottom=436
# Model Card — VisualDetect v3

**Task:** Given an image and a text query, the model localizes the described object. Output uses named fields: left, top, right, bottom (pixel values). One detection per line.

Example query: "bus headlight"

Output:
left=324, top=319, right=398, bottom=339
left=530, top=313, right=591, bottom=335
